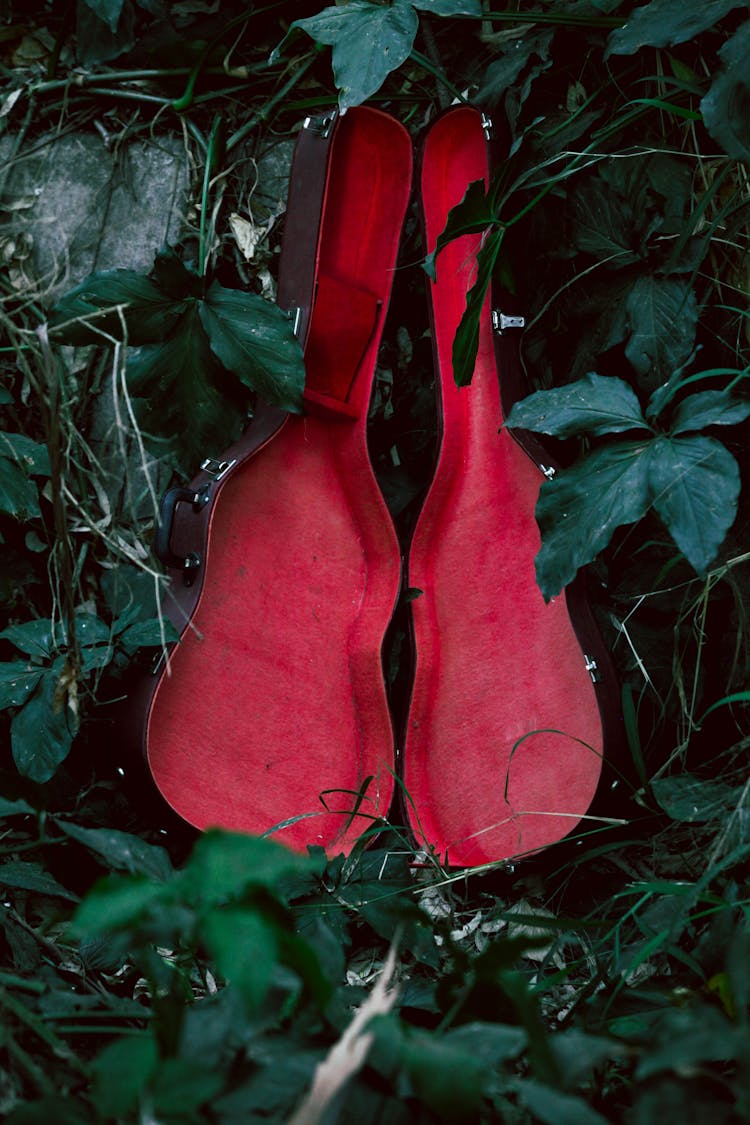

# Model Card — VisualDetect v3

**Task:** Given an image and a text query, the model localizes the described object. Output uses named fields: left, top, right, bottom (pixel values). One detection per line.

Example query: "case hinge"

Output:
left=200, top=458, right=236, bottom=482
left=584, top=655, right=601, bottom=683
left=303, top=111, right=337, bottom=139
left=492, top=309, right=526, bottom=334
left=481, top=112, right=494, bottom=141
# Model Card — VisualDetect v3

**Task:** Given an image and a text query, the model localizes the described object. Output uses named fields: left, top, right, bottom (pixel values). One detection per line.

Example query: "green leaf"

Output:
left=606, top=0, right=747, bottom=56
left=635, top=1006, right=741, bottom=1079
left=412, top=0, right=481, bottom=13
left=151, top=1059, right=224, bottom=1118
left=118, top=617, right=179, bottom=651
left=505, top=373, right=648, bottom=438
left=57, top=822, right=173, bottom=880
left=91, top=1035, right=158, bottom=1118
left=478, top=29, right=554, bottom=107
left=49, top=269, right=185, bottom=346
left=11, top=667, right=76, bottom=783
left=0, top=456, right=40, bottom=519
left=569, top=171, right=646, bottom=268
left=0, top=618, right=62, bottom=659
left=670, top=390, right=750, bottom=434
left=624, top=277, right=697, bottom=383
left=400, top=1030, right=485, bottom=1119
left=0, top=796, right=36, bottom=816
left=201, top=906, right=280, bottom=1010
left=0, top=861, right=78, bottom=901
left=199, top=281, right=305, bottom=412
left=185, top=830, right=312, bottom=905
left=0, top=661, right=45, bottom=709
left=83, top=0, right=125, bottom=34
left=652, top=774, right=742, bottom=823
left=288, top=1, right=419, bottom=111
left=517, top=1079, right=610, bottom=1125
left=73, top=875, right=167, bottom=935
left=649, top=434, right=740, bottom=574
left=701, top=20, right=750, bottom=163
left=535, top=440, right=653, bottom=599
left=0, top=432, right=51, bottom=477
left=452, top=226, right=504, bottom=387
left=424, top=179, right=496, bottom=282
left=128, top=302, right=245, bottom=473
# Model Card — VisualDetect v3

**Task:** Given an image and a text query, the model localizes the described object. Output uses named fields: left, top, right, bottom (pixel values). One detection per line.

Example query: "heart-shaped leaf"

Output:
left=284, top=1, right=419, bottom=111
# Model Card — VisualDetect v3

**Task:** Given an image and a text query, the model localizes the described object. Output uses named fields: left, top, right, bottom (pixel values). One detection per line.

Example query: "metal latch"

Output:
left=303, top=111, right=337, bottom=139
left=584, top=655, right=601, bottom=684
left=492, top=309, right=525, bottom=334
left=540, top=465, right=556, bottom=480
left=481, top=112, right=494, bottom=141
left=289, top=306, right=303, bottom=339
left=200, top=458, right=236, bottom=483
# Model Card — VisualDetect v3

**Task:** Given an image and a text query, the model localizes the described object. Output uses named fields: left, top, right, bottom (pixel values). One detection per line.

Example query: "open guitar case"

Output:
left=124, top=104, right=623, bottom=868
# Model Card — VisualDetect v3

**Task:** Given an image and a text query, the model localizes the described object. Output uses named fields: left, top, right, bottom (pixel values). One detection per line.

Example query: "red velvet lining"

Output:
left=303, top=274, right=380, bottom=419
left=404, top=107, right=603, bottom=867
left=146, top=109, right=412, bottom=854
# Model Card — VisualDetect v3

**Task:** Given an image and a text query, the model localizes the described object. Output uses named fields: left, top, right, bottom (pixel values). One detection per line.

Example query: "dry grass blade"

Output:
left=287, top=944, right=399, bottom=1125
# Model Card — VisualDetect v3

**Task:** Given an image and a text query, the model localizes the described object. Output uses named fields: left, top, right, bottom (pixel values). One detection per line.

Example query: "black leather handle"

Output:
left=155, top=487, right=204, bottom=581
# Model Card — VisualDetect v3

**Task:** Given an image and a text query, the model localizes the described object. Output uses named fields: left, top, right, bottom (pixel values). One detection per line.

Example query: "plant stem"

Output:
left=199, top=115, right=225, bottom=277
left=226, top=53, right=319, bottom=151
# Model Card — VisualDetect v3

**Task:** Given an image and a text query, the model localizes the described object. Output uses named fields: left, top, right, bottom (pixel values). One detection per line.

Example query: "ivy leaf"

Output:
left=535, top=440, right=653, bottom=599
left=452, top=226, right=504, bottom=388
left=649, top=434, right=740, bottom=574
left=701, top=20, right=750, bottom=163
left=199, top=281, right=305, bottom=413
left=624, top=277, right=697, bottom=383
left=424, top=180, right=496, bottom=282
left=128, top=303, right=246, bottom=473
left=283, top=1, right=419, bottom=111
left=0, top=661, right=45, bottom=709
left=606, top=0, right=747, bottom=56
left=11, top=666, right=77, bottom=783
left=50, top=269, right=185, bottom=346
left=505, top=373, right=648, bottom=438
left=670, top=390, right=750, bottom=434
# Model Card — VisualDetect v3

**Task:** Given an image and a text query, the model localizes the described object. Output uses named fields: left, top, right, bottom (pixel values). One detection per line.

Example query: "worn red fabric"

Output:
left=146, top=109, right=412, bottom=853
left=404, top=107, right=604, bottom=867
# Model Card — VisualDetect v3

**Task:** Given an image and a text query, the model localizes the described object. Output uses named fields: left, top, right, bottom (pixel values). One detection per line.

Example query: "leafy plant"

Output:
left=504, top=372, right=750, bottom=599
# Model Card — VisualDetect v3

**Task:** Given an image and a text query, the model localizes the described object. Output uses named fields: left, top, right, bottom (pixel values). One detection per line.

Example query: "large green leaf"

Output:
left=670, top=389, right=750, bottom=434
left=452, top=226, right=504, bottom=387
left=701, top=20, right=750, bottom=163
left=49, top=269, right=185, bottom=346
left=11, top=665, right=77, bottom=782
left=0, top=618, right=62, bottom=660
left=607, top=0, right=746, bottom=56
left=201, top=907, right=279, bottom=1010
left=73, top=876, right=167, bottom=935
left=517, top=1079, right=610, bottom=1125
left=0, top=456, right=40, bottom=519
left=57, top=822, right=173, bottom=881
left=0, top=860, right=78, bottom=901
left=286, top=1, right=419, bottom=111
left=0, top=432, right=51, bottom=477
left=199, top=282, right=305, bottom=413
left=535, top=440, right=653, bottom=599
left=412, top=0, right=481, bottom=13
left=0, top=661, right=45, bottom=709
left=649, top=434, right=740, bottom=574
left=128, top=302, right=245, bottom=473
left=185, top=830, right=313, bottom=906
left=505, top=373, right=648, bottom=439
left=424, top=180, right=496, bottom=282
left=651, top=774, right=742, bottom=823
left=90, top=1036, right=158, bottom=1118
left=624, top=276, right=697, bottom=383
left=83, top=0, right=125, bottom=34
left=569, top=170, right=646, bottom=268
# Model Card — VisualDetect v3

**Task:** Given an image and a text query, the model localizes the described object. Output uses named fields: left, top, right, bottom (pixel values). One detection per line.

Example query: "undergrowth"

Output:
left=1, top=1, right=749, bottom=1121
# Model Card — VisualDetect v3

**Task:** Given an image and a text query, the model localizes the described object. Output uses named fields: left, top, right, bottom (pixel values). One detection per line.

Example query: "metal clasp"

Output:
left=584, top=655, right=601, bottom=684
left=481, top=112, right=494, bottom=141
left=540, top=465, right=556, bottom=480
left=200, top=458, right=236, bottom=483
left=492, top=309, right=526, bottom=334
left=303, top=111, right=337, bottom=139
left=289, top=306, right=303, bottom=338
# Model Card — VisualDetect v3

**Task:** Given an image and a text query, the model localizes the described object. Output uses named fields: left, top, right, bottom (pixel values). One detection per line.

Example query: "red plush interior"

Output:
left=147, top=108, right=412, bottom=854
left=404, top=107, right=603, bottom=867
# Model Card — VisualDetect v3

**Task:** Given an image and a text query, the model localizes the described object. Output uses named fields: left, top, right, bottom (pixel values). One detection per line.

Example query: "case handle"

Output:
left=154, top=486, right=208, bottom=584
